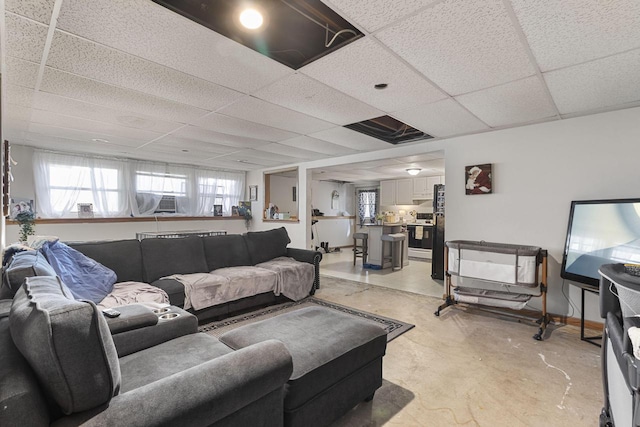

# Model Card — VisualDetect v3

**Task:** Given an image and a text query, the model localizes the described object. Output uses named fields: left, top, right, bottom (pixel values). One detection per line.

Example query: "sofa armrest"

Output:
left=104, top=304, right=158, bottom=334
left=286, top=248, right=323, bottom=293
left=52, top=339, right=293, bottom=427
left=111, top=306, right=198, bottom=357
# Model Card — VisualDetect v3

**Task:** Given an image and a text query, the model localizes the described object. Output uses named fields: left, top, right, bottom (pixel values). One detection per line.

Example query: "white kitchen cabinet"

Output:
left=425, top=176, right=442, bottom=199
left=440, top=174, right=445, bottom=185
left=413, top=177, right=428, bottom=198
left=380, top=180, right=396, bottom=206
left=395, top=178, right=414, bottom=205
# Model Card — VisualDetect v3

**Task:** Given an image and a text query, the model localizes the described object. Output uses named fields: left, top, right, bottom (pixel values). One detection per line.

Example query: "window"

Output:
left=34, top=150, right=245, bottom=218
left=357, top=189, right=378, bottom=225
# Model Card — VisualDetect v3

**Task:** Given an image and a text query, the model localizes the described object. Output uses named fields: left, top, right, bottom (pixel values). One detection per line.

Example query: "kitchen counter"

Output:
left=364, top=223, right=409, bottom=268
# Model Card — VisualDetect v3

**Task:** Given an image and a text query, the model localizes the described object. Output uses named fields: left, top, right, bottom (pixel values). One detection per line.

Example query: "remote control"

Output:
left=102, top=308, right=121, bottom=318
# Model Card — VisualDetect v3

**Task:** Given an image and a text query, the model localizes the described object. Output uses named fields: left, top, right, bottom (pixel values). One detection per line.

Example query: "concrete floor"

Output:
left=318, top=251, right=603, bottom=426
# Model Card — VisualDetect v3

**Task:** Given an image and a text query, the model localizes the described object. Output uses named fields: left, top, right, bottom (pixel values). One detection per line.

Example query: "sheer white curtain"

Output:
left=33, top=151, right=130, bottom=218
left=131, top=161, right=193, bottom=216
left=194, top=169, right=245, bottom=216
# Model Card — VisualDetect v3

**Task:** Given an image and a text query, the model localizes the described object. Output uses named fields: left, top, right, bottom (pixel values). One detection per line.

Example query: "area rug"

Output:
left=199, top=296, right=414, bottom=342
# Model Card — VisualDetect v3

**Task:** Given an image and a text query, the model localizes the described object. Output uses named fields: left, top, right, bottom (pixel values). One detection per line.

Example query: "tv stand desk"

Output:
left=572, top=282, right=602, bottom=347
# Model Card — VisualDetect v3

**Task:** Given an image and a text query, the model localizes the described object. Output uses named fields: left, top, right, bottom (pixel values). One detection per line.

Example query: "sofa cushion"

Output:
left=9, top=276, right=121, bottom=415
left=69, top=239, right=144, bottom=283
left=243, top=227, right=291, bottom=265
left=40, top=240, right=117, bottom=303
left=2, top=250, right=57, bottom=299
left=203, top=234, right=252, bottom=271
left=141, top=237, right=208, bottom=283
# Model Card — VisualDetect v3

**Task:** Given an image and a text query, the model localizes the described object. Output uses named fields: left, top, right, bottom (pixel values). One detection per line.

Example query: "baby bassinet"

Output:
left=436, top=240, right=549, bottom=340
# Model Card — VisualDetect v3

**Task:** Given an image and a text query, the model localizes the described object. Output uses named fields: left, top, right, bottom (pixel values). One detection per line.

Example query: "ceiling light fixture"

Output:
left=374, top=83, right=388, bottom=90
left=406, top=168, right=421, bottom=176
left=239, top=8, right=263, bottom=29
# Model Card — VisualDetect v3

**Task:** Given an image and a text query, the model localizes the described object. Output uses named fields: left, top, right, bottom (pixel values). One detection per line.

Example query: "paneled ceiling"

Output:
left=3, top=0, right=640, bottom=179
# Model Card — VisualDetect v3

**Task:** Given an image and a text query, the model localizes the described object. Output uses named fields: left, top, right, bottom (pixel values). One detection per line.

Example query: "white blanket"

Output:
left=98, top=281, right=169, bottom=310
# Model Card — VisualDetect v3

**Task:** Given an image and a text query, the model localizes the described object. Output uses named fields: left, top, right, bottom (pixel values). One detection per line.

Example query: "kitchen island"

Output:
left=364, top=223, right=409, bottom=269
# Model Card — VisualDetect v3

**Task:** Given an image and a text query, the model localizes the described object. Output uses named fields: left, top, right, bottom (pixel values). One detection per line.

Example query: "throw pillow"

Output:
left=40, top=239, right=117, bottom=303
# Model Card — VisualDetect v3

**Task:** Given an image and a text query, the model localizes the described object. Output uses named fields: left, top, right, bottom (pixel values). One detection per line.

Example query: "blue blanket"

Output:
left=40, top=240, right=117, bottom=303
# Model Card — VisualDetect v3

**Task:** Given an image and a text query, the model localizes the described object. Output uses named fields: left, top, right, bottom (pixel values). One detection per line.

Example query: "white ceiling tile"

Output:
left=27, top=123, right=148, bottom=148
left=5, top=56, right=39, bottom=89
left=376, top=0, right=535, bottom=95
left=19, top=134, right=138, bottom=157
left=150, top=136, right=239, bottom=155
left=455, top=76, right=557, bottom=127
left=544, top=49, right=640, bottom=115
left=392, top=99, right=489, bottom=137
left=511, top=0, right=640, bottom=71
left=30, top=110, right=163, bottom=142
left=5, top=84, right=35, bottom=108
left=279, top=136, right=359, bottom=156
left=394, top=151, right=445, bottom=163
left=220, top=148, right=303, bottom=164
left=301, top=37, right=446, bottom=112
left=214, top=150, right=300, bottom=167
left=254, top=143, right=330, bottom=160
left=175, top=126, right=272, bottom=150
left=218, top=96, right=335, bottom=135
left=5, top=13, right=48, bottom=62
left=253, top=73, right=384, bottom=125
left=190, top=113, right=298, bottom=142
left=6, top=0, right=56, bottom=24
left=56, top=0, right=292, bottom=93
left=47, top=31, right=243, bottom=111
left=325, top=0, right=438, bottom=32
left=309, top=127, right=392, bottom=151
left=4, top=105, right=33, bottom=123
left=40, top=67, right=208, bottom=123
left=33, top=92, right=183, bottom=134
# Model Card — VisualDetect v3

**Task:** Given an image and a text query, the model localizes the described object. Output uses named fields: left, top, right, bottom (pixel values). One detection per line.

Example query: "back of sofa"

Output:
left=202, top=234, right=252, bottom=271
left=141, top=236, right=209, bottom=283
left=243, top=227, right=291, bottom=265
left=69, top=239, right=144, bottom=283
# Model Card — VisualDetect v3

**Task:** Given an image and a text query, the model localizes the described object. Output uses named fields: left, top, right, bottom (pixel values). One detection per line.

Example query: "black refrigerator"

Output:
left=431, top=184, right=445, bottom=280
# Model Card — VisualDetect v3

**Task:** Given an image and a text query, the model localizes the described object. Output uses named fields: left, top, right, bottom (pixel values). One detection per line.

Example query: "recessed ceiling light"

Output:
left=374, top=83, right=388, bottom=90
left=239, top=8, right=263, bottom=29
left=406, top=168, right=421, bottom=176
left=91, top=138, right=109, bottom=143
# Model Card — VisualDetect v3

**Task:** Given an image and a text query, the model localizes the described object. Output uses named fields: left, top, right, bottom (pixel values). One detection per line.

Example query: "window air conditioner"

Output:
left=155, top=195, right=177, bottom=213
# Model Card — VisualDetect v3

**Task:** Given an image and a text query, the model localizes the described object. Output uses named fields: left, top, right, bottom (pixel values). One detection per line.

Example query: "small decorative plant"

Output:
left=15, top=210, right=36, bottom=243
left=375, top=213, right=385, bottom=224
left=243, top=208, right=252, bottom=228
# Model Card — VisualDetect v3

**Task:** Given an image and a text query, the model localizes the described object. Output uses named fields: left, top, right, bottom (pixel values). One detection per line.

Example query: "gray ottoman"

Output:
left=219, top=306, right=387, bottom=427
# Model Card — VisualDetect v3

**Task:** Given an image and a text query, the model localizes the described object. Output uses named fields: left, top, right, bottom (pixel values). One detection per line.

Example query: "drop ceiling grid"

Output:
left=392, top=98, right=489, bottom=137
left=213, top=150, right=305, bottom=167
left=29, top=109, right=165, bottom=143
left=55, top=0, right=293, bottom=94
left=5, top=84, right=36, bottom=109
left=6, top=0, right=56, bottom=24
left=5, top=13, right=49, bottom=63
left=509, top=0, right=640, bottom=72
left=324, top=0, right=439, bottom=33
left=543, top=49, right=640, bottom=115
left=375, top=0, right=536, bottom=96
left=5, top=56, right=40, bottom=89
left=455, top=76, right=558, bottom=127
left=300, top=36, right=447, bottom=113
left=46, top=30, right=244, bottom=111
left=32, top=92, right=185, bottom=135
left=150, top=136, right=243, bottom=155
left=278, top=135, right=359, bottom=156
left=173, top=126, right=275, bottom=150
left=252, top=143, right=330, bottom=160
left=308, top=127, right=395, bottom=151
left=40, top=67, right=209, bottom=124
left=26, top=122, right=150, bottom=149
left=252, top=73, right=384, bottom=126
left=217, top=96, right=335, bottom=135
left=189, top=113, right=299, bottom=143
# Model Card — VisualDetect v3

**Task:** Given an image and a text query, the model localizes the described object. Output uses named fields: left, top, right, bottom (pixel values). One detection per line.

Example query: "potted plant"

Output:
left=375, top=213, right=385, bottom=225
left=15, top=209, right=36, bottom=244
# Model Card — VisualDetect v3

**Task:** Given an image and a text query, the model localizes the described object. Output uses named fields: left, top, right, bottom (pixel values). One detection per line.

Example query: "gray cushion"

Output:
left=104, top=304, right=158, bottom=334
left=151, top=278, right=186, bottom=307
left=219, top=306, right=387, bottom=410
left=69, top=239, right=144, bottom=283
left=141, top=237, right=208, bottom=283
left=9, top=276, right=121, bottom=414
left=203, top=234, right=252, bottom=271
left=2, top=251, right=57, bottom=299
left=243, top=227, right=291, bottom=265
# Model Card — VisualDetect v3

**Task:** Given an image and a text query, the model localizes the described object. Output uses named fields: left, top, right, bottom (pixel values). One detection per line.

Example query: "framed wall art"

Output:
left=465, top=164, right=492, bottom=195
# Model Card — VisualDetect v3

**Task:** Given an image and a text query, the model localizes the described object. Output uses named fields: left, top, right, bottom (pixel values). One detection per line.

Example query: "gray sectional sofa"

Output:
left=2, top=227, right=322, bottom=322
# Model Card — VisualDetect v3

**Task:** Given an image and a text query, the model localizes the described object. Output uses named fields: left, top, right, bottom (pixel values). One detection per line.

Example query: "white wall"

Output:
left=311, top=180, right=354, bottom=248
left=269, top=175, right=298, bottom=215
left=444, top=107, right=640, bottom=321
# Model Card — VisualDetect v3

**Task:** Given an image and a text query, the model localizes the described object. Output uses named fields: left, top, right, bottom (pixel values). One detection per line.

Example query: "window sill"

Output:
left=6, top=216, right=245, bottom=225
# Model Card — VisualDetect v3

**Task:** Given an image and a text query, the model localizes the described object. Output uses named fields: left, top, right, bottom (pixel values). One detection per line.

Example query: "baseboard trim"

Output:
left=492, top=306, right=603, bottom=332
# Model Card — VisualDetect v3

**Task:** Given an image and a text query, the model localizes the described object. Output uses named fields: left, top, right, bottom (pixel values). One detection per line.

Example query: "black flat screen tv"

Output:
left=561, top=198, right=640, bottom=288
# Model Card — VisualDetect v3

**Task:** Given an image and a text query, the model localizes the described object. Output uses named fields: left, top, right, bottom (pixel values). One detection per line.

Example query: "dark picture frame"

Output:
left=213, top=204, right=223, bottom=216
left=249, top=185, right=258, bottom=201
left=465, top=163, right=492, bottom=195
left=292, top=186, right=297, bottom=202
left=231, top=206, right=239, bottom=216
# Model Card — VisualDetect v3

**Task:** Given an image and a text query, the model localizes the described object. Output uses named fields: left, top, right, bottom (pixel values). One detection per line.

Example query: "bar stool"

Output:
left=353, top=232, right=368, bottom=265
left=381, top=233, right=406, bottom=271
